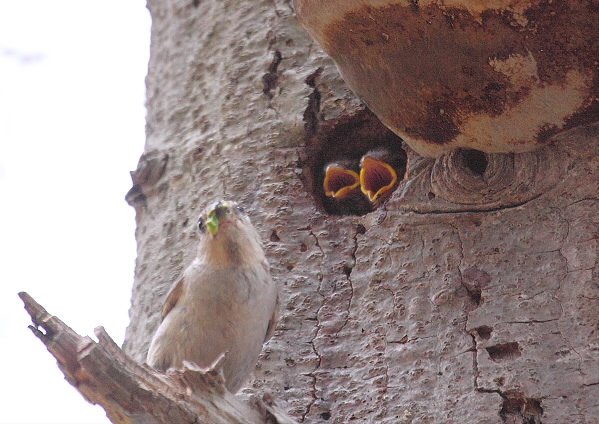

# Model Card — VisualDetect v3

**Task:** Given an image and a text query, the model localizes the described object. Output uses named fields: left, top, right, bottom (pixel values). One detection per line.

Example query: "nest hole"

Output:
left=302, top=109, right=407, bottom=216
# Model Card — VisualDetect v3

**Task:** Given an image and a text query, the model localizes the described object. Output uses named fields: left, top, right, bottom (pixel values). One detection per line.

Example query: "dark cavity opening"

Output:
left=301, top=109, right=407, bottom=216
left=461, top=149, right=488, bottom=176
left=500, top=391, right=543, bottom=424
left=474, top=325, right=493, bottom=340
left=486, top=342, right=521, bottom=361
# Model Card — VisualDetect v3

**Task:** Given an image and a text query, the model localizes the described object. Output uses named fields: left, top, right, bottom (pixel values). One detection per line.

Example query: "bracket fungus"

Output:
left=294, top=0, right=599, bottom=157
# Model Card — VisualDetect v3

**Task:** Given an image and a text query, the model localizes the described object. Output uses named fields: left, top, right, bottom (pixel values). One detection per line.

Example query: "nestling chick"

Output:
left=323, top=162, right=360, bottom=199
left=146, top=200, right=278, bottom=393
left=322, top=161, right=372, bottom=215
left=359, top=148, right=406, bottom=206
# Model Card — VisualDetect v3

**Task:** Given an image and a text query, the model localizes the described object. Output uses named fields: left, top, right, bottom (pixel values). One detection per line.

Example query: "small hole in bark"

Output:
left=299, top=242, right=307, bottom=252
left=427, top=191, right=436, bottom=200
left=262, top=50, right=282, bottom=99
left=270, top=230, right=280, bottom=242
left=192, top=0, right=200, bottom=6
left=320, top=412, right=331, bottom=420
left=343, top=265, right=352, bottom=277
left=500, top=392, right=543, bottom=424
left=460, top=149, right=488, bottom=176
left=286, top=264, right=296, bottom=271
left=486, top=342, right=521, bottom=361
left=356, top=224, right=366, bottom=234
left=301, top=109, right=406, bottom=216
left=474, top=325, right=493, bottom=340
left=182, top=218, right=189, bottom=227
left=463, top=285, right=482, bottom=305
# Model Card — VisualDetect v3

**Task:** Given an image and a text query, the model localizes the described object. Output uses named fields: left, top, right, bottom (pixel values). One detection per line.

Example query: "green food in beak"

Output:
left=206, top=210, right=220, bottom=235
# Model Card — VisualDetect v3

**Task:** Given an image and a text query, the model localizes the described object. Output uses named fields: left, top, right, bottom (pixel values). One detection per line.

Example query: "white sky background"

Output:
left=0, top=1, right=150, bottom=423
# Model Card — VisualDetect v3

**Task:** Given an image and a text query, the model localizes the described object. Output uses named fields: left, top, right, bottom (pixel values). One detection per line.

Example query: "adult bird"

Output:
left=146, top=200, right=279, bottom=393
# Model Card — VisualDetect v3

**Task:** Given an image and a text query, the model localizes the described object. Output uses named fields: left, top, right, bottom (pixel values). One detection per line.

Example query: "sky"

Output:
left=0, top=1, right=150, bottom=423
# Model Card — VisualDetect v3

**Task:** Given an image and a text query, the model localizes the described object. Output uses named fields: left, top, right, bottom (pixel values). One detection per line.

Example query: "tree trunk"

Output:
left=122, top=0, right=599, bottom=423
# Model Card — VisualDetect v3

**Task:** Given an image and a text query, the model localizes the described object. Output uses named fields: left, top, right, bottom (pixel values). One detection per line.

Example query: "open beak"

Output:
left=205, top=201, right=232, bottom=235
left=360, top=156, right=398, bottom=202
left=323, top=164, right=361, bottom=199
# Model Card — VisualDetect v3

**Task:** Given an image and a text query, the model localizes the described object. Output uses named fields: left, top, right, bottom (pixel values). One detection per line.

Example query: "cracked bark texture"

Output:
left=123, top=0, right=599, bottom=422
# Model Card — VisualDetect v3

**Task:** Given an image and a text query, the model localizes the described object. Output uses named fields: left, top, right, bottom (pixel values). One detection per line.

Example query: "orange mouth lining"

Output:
left=324, top=166, right=361, bottom=198
left=360, top=157, right=398, bottom=201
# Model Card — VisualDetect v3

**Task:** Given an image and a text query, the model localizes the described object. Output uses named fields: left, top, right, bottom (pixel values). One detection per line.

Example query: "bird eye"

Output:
left=198, top=217, right=206, bottom=233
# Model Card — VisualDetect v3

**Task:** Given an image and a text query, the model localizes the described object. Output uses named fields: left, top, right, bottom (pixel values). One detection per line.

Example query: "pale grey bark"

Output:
left=123, top=0, right=599, bottom=423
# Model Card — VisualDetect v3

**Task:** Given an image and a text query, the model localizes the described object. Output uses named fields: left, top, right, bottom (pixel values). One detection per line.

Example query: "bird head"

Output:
left=198, top=200, right=250, bottom=236
left=196, top=200, right=265, bottom=267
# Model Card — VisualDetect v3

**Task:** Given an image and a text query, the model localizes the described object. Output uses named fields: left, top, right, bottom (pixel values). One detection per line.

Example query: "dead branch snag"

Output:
left=18, top=292, right=296, bottom=424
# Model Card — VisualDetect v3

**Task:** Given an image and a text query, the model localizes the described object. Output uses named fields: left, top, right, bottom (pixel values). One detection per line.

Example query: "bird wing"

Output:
left=161, top=276, right=185, bottom=322
left=264, top=293, right=279, bottom=343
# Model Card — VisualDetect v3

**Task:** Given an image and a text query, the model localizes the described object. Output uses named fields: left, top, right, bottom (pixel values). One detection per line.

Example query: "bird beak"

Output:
left=323, top=165, right=360, bottom=199
left=206, top=210, right=220, bottom=235
left=360, top=156, right=398, bottom=202
left=206, top=201, right=232, bottom=235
